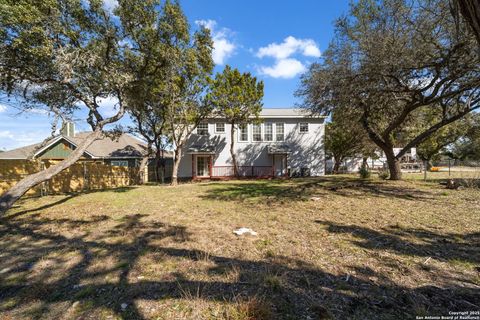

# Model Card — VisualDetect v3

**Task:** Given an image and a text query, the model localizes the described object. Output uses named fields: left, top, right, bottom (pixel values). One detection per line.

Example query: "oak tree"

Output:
left=298, top=0, right=480, bottom=180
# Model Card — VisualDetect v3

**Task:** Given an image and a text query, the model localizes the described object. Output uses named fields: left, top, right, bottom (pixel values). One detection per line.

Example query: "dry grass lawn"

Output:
left=0, top=176, right=479, bottom=319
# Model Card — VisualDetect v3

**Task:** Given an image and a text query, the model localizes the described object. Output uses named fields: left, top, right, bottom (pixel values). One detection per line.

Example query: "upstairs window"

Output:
left=299, top=122, right=309, bottom=133
left=264, top=123, right=273, bottom=141
left=276, top=123, right=284, bottom=141
left=215, top=123, right=225, bottom=133
left=239, top=124, right=248, bottom=142
left=252, top=124, right=262, bottom=142
left=197, top=123, right=209, bottom=136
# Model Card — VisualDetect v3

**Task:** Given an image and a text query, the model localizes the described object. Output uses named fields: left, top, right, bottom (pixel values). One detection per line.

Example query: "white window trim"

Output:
left=196, top=123, right=209, bottom=136
left=252, top=123, right=263, bottom=142
left=275, top=122, right=285, bottom=142
left=299, top=122, right=309, bottom=134
left=215, top=122, right=225, bottom=134
left=264, top=122, right=273, bottom=142
left=238, top=124, right=249, bottom=143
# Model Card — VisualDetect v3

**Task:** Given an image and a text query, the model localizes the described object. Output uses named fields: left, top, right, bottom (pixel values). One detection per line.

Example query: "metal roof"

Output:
left=258, top=108, right=319, bottom=118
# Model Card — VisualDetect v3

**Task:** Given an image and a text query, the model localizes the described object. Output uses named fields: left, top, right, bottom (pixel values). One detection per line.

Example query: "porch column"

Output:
left=285, top=153, right=288, bottom=177
left=209, top=155, right=213, bottom=177
left=272, top=155, right=275, bottom=177
left=191, top=154, right=196, bottom=179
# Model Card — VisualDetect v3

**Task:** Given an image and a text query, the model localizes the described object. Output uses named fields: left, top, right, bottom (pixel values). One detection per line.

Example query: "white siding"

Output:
left=177, top=117, right=325, bottom=177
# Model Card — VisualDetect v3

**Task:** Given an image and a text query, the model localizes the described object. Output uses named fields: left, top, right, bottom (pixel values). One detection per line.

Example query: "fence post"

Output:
left=448, top=159, right=451, bottom=177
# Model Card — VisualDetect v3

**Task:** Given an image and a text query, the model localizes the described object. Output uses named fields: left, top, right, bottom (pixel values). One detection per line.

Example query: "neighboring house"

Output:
left=177, top=108, right=326, bottom=179
left=0, top=123, right=148, bottom=166
left=326, top=148, right=420, bottom=173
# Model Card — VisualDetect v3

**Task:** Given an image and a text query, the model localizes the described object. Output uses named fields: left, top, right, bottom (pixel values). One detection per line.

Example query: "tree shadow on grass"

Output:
left=0, top=214, right=479, bottom=319
left=200, top=177, right=436, bottom=204
left=199, top=180, right=322, bottom=203
left=6, top=186, right=139, bottom=219
left=315, top=219, right=480, bottom=265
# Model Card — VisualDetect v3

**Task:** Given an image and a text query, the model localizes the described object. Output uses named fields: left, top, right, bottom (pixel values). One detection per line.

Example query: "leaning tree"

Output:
left=297, top=0, right=480, bottom=180
left=0, top=0, right=179, bottom=213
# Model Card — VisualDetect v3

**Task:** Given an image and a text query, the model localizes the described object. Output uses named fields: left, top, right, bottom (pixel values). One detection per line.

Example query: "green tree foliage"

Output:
left=122, top=0, right=214, bottom=185
left=160, top=1, right=214, bottom=186
left=297, top=0, right=480, bottom=180
left=450, top=114, right=480, bottom=160
left=414, top=111, right=473, bottom=167
left=325, top=111, right=375, bottom=174
left=207, top=65, right=264, bottom=176
left=0, top=0, right=133, bottom=213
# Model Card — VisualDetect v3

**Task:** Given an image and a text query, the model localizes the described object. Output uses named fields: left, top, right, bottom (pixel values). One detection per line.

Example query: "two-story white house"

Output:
left=176, top=108, right=326, bottom=179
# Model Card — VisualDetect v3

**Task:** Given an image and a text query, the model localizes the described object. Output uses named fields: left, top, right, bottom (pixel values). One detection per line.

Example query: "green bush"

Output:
left=359, top=164, right=371, bottom=179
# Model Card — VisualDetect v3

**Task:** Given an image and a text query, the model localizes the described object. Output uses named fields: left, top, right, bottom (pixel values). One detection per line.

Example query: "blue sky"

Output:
left=0, top=0, right=350, bottom=151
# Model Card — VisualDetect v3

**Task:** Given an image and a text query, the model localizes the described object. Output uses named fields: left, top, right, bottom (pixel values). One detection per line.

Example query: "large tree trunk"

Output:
left=230, top=122, right=238, bottom=177
left=171, top=147, right=182, bottom=186
left=154, top=149, right=161, bottom=183
left=137, top=143, right=151, bottom=185
left=0, top=129, right=102, bottom=215
left=138, top=156, right=149, bottom=184
left=456, top=0, right=480, bottom=46
left=384, top=149, right=402, bottom=180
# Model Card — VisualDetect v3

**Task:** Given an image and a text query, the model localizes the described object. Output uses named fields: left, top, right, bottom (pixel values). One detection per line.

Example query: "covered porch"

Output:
left=267, top=145, right=290, bottom=178
left=187, top=145, right=291, bottom=179
left=187, top=146, right=215, bottom=180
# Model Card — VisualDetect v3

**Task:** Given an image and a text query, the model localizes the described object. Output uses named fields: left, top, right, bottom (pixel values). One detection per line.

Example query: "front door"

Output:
left=274, top=155, right=286, bottom=176
left=196, top=156, right=210, bottom=177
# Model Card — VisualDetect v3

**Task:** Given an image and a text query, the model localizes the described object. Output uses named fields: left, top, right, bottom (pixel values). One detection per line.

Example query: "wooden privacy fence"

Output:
left=0, top=160, right=139, bottom=196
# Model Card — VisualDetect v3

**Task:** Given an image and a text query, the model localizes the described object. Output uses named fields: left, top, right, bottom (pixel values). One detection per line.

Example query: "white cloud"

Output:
left=195, top=19, right=236, bottom=65
left=97, top=96, right=119, bottom=118
left=0, top=104, right=6, bottom=113
left=256, top=36, right=321, bottom=60
left=0, top=129, right=51, bottom=150
left=255, top=36, right=320, bottom=79
left=258, top=58, right=306, bottom=79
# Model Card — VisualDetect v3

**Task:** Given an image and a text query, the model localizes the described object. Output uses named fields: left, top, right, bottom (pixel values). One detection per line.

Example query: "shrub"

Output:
left=359, top=164, right=371, bottom=179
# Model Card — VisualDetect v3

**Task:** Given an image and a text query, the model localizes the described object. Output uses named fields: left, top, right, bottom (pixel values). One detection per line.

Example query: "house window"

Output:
left=215, top=123, right=225, bottom=133
left=239, top=124, right=248, bottom=142
left=252, top=124, right=262, bottom=142
left=111, top=160, right=129, bottom=167
left=264, top=123, right=273, bottom=141
left=197, top=123, right=209, bottom=136
left=276, top=123, right=284, bottom=141
left=299, top=122, right=309, bottom=133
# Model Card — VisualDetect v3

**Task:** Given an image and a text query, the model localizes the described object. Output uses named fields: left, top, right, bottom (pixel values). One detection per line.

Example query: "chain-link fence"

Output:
left=421, top=159, right=480, bottom=181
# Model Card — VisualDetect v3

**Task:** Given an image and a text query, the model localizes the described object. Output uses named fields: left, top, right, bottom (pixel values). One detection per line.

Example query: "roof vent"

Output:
left=61, top=121, right=75, bottom=138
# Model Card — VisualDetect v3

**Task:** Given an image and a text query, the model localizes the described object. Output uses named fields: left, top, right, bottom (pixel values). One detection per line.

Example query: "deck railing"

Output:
left=212, top=166, right=274, bottom=177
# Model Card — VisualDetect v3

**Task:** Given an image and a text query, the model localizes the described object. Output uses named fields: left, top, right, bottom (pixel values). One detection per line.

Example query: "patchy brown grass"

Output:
left=0, top=176, right=479, bottom=319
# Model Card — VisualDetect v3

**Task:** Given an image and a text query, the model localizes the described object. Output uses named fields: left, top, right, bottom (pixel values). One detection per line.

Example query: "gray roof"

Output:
left=0, top=132, right=153, bottom=159
left=258, top=108, right=323, bottom=118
